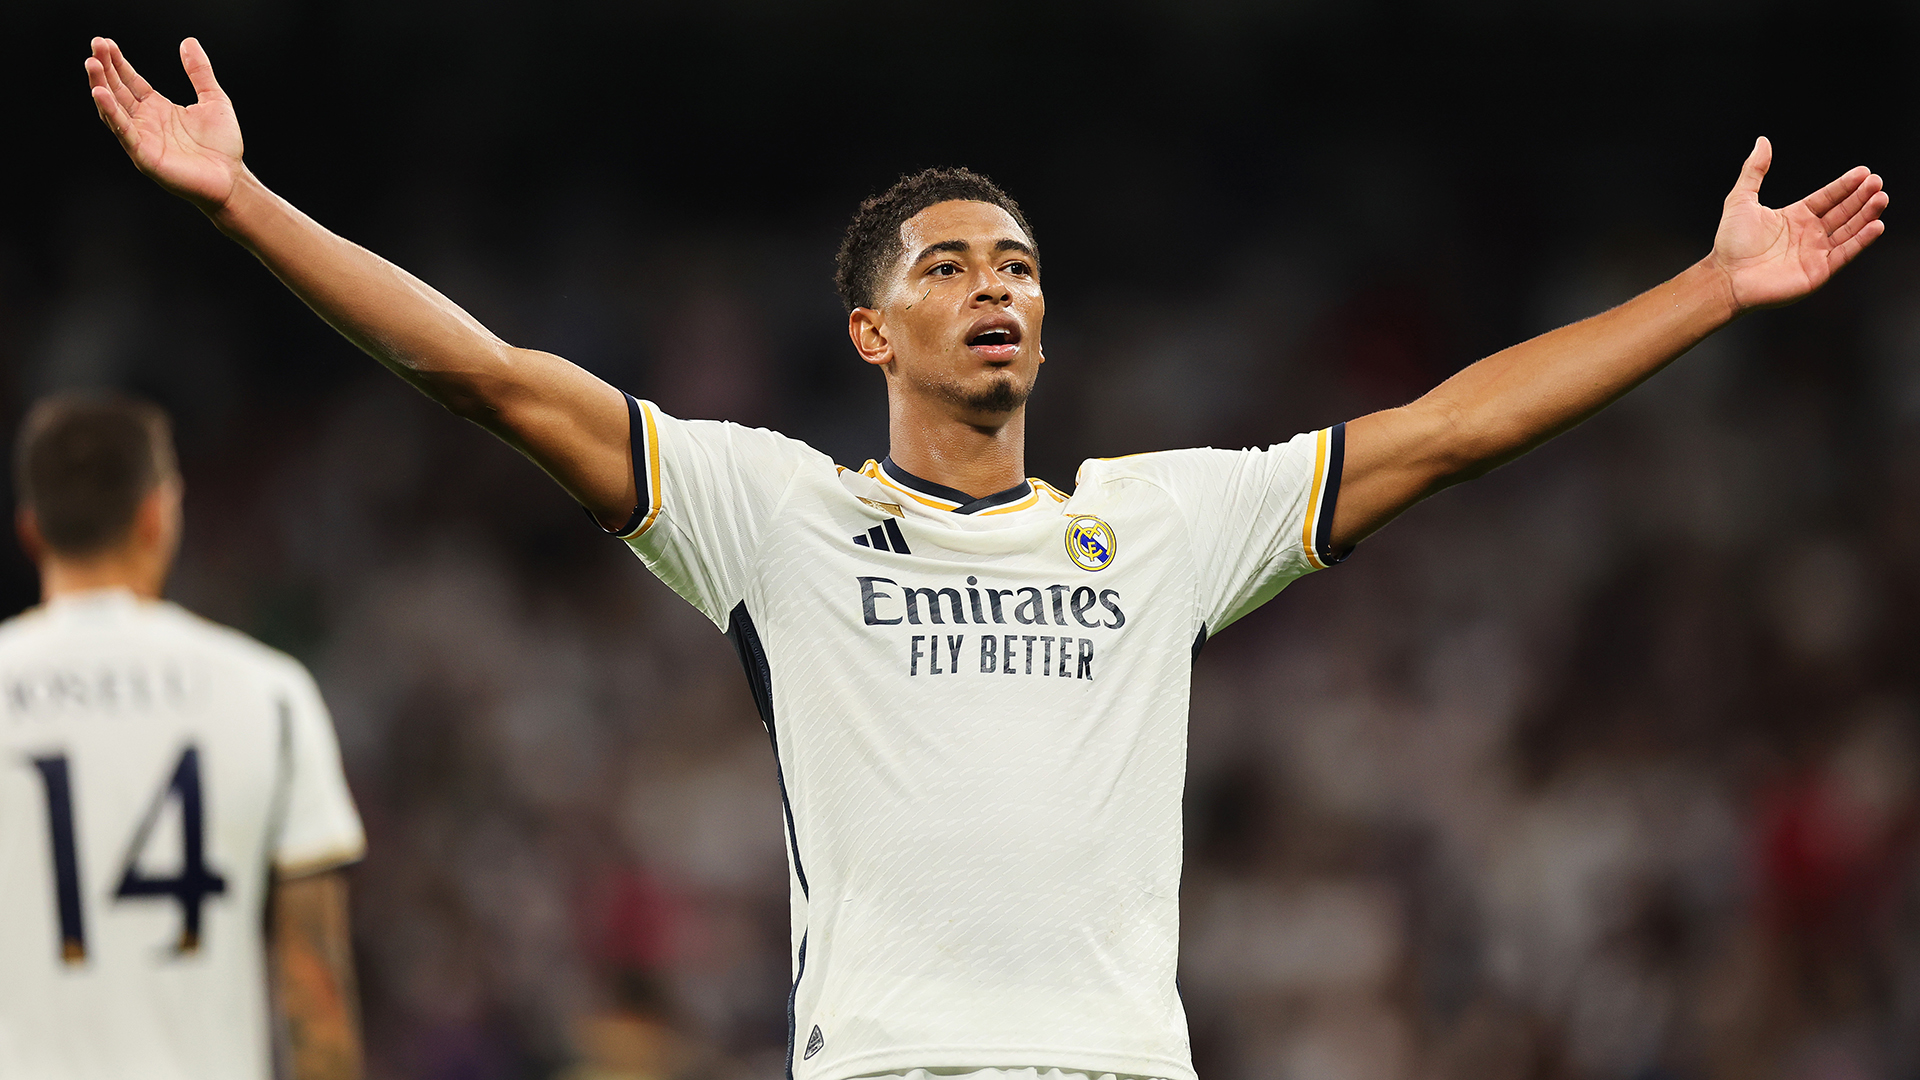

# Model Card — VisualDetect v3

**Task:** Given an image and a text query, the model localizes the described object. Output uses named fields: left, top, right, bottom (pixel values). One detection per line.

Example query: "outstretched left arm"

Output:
left=1331, top=138, right=1888, bottom=549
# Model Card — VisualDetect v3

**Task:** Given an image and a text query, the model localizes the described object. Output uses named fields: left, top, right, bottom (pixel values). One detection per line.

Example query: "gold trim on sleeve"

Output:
left=622, top=401, right=666, bottom=539
left=1302, top=428, right=1330, bottom=570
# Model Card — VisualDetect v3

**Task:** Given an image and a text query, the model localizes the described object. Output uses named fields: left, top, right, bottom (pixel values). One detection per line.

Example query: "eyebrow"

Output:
left=912, top=238, right=1038, bottom=264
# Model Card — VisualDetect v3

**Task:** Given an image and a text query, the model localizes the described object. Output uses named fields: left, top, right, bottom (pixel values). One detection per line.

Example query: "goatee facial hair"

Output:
left=927, top=370, right=1031, bottom=417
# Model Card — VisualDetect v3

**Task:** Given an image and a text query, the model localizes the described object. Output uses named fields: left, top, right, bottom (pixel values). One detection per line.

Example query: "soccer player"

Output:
left=82, top=34, right=1887, bottom=1080
left=1, top=396, right=367, bottom=1080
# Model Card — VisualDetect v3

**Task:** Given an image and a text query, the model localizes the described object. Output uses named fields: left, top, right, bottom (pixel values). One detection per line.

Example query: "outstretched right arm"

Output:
left=85, top=37, right=635, bottom=527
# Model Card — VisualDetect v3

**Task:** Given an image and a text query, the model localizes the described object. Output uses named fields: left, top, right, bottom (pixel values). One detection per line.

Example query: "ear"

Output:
left=849, top=308, right=893, bottom=368
left=15, top=507, right=44, bottom=565
left=131, top=480, right=183, bottom=551
left=154, top=479, right=184, bottom=567
left=132, top=486, right=167, bottom=545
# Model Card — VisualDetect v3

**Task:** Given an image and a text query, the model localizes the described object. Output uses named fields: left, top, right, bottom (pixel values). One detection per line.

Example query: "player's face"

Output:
left=853, top=200, right=1045, bottom=423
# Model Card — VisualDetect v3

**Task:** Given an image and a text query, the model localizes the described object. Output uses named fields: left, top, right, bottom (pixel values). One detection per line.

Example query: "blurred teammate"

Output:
left=0, top=396, right=366, bottom=1080
left=82, top=34, right=1887, bottom=1080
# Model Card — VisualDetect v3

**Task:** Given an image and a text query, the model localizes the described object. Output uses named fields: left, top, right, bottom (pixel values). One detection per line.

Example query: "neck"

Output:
left=886, top=394, right=1027, bottom=501
left=39, top=549, right=166, bottom=604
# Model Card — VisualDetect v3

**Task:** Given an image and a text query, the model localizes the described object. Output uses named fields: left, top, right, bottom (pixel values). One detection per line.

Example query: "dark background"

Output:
left=6, top=2, right=1918, bottom=1078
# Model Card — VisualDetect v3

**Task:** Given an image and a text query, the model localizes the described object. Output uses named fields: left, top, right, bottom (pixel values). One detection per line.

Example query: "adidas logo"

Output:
left=852, top=518, right=912, bottom=555
left=804, top=1024, right=825, bottom=1060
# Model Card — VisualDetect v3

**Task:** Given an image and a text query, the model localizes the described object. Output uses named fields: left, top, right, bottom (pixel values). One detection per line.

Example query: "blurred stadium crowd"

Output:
left=7, top=3, right=1918, bottom=1079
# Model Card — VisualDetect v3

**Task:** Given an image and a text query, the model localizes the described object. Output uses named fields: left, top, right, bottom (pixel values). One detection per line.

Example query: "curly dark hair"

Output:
left=834, top=167, right=1037, bottom=312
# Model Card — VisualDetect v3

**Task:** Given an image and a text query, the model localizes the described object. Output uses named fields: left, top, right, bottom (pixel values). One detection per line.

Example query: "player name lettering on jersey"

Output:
left=5, top=658, right=201, bottom=720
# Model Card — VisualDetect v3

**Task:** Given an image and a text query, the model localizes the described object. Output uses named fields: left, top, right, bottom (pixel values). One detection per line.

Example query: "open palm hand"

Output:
left=1713, top=137, right=1888, bottom=311
left=85, top=37, right=244, bottom=212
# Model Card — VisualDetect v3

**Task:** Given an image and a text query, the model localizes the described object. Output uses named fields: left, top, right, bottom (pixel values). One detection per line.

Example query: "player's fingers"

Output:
left=106, top=38, right=156, bottom=101
left=88, top=38, right=118, bottom=101
left=1819, top=172, right=1882, bottom=232
left=180, top=37, right=224, bottom=102
left=1803, top=165, right=1871, bottom=219
left=88, top=81, right=113, bottom=128
left=1729, top=136, right=1771, bottom=201
left=1828, top=189, right=1890, bottom=249
left=97, top=39, right=139, bottom=114
left=84, top=53, right=111, bottom=96
left=1829, top=217, right=1886, bottom=271
left=89, top=83, right=136, bottom=146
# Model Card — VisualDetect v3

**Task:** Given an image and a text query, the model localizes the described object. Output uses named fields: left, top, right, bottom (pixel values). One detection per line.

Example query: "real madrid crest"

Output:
left=1065, top=515, right=1116, bottom=571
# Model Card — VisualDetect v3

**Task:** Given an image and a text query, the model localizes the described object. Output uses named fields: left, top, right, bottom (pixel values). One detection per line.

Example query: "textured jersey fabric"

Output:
left=860, top=1060, right=1159, bottom=1068
left=0, top=590, right=364, bottom=1080
left=617, top=398, right=1344, bottom=1080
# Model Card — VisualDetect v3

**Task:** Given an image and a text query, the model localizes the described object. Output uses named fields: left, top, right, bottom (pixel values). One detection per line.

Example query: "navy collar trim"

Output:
left=879, top=457, right=1032, bottom=515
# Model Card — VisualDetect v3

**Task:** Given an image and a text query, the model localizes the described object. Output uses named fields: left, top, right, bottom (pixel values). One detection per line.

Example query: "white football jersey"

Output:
left=614, top=398, right=1346, bottom=1080
left=0, top=590, right=364, bottom=1080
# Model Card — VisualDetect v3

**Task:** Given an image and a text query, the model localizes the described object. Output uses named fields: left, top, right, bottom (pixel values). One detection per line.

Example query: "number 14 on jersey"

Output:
left=26, top=744, right=229, bottom=964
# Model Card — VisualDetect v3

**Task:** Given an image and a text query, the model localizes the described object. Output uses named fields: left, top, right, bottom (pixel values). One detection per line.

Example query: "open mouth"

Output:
left=966, top=321, right=1022, bottom=360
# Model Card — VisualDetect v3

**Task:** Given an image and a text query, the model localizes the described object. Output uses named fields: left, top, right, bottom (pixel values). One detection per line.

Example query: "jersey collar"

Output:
left=877, top=457, right=1034, bottom=515
left=45, top=586, right=143, bottom=611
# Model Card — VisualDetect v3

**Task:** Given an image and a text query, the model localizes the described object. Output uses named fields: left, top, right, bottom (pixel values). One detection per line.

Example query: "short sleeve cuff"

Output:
left=1303, top=422, right=1352, bottom=570
left=595, top=393, right=663, bottom=540
left=274, top=839, right=367, bottom=879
